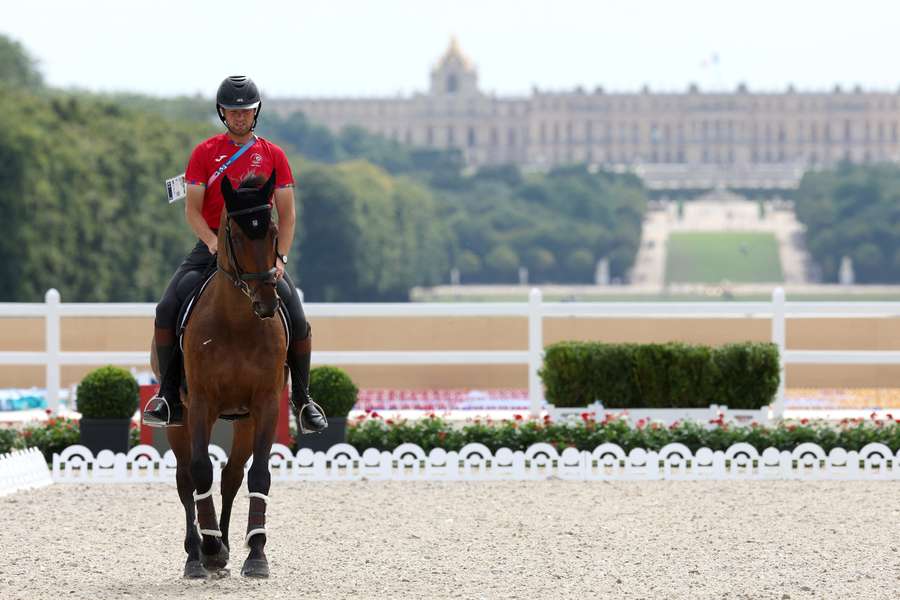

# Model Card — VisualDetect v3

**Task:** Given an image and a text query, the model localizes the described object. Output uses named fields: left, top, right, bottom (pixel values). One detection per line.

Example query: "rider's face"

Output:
left=224, top=108, right=255, bottom=135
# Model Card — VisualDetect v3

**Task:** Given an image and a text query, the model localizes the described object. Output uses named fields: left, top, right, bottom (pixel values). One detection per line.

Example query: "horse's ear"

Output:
left=221, top=175, right=235, bottom=203
left=263, top=170, right=276, bottom=200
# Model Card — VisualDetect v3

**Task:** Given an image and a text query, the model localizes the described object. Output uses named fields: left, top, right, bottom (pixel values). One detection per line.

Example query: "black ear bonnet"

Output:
left=221, top=171, right=275, bottom=239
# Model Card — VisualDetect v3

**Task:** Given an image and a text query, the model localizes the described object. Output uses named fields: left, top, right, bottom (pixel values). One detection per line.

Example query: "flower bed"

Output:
left=347, top=411, right=900, bottom=454
left=0, top=410, right=140, bottom=460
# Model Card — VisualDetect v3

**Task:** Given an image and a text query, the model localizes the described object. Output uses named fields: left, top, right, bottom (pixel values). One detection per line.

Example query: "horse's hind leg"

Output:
left=188, top=402, right=227, bottom=572
left=241, top=403, right=279, bottom=578
left=220, top=419, right=253, bottom=553
left=167, top=427, right=205, bottom=579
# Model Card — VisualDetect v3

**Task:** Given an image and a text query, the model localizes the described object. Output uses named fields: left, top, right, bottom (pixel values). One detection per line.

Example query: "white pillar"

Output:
left=528, top=288, right=543, bottom=417
left=771, top=287, right=786, bottom=419
left=44, top=289, right=61, bottom=414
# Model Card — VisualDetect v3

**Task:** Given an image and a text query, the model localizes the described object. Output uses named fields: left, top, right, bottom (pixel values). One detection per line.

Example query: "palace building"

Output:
left=270, top=39, right=900, bottom=190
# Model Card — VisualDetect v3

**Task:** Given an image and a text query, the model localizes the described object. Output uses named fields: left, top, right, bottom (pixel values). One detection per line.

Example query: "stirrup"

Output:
left=298, top=400, right=328, bottom=434
left=142, top=394, right=184, bottom=428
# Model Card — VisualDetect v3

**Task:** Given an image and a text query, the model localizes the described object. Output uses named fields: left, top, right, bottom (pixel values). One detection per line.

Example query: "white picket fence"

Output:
left=0, top=447, right=53, bottom=496
left=47, top=442, right=900, bottom=482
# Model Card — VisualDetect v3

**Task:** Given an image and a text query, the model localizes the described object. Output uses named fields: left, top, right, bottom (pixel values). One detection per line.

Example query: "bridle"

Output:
left=219, top=203, right=278, bottom=300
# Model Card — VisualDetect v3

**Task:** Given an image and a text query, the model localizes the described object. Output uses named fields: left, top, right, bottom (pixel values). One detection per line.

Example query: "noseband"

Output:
left=219, top=203, right=278, bottom=300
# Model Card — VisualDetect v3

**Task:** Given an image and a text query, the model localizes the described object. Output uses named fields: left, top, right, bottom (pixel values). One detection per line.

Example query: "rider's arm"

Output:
left=273, top=186, right=296, bottom=261
left=185, top=184, right=217, bottom=253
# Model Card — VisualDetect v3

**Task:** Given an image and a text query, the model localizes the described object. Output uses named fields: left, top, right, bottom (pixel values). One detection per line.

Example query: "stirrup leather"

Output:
left=298, top=399, right=328, bottom=434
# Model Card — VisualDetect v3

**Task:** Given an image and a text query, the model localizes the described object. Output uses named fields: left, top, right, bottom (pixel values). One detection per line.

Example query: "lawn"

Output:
left=665, top=232, right=783, bottom=284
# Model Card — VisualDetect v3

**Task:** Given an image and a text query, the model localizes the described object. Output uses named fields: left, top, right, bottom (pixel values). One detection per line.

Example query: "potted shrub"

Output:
left=295, top=366, right=358, bottom=453
left=76, top=365, right=139, bottom=454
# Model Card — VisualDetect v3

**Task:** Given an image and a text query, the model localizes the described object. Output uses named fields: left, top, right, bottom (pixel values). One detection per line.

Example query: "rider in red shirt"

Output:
left=143, top=76, right=327, bottom=434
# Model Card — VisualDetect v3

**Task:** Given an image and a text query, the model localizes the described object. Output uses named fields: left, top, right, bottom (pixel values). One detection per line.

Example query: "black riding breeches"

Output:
left=277, top=271, right=310, bottom=340
left=155, top=240, right=215, bottom=331
left=155, top=239, right=310, bottom=340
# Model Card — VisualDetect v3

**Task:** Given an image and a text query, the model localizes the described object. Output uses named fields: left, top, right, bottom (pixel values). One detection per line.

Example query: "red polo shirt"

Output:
left=184, top=134, right=294, bottom=229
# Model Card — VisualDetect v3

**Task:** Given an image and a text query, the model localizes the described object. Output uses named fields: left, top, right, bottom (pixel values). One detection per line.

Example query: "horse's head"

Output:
left=220, top=171, right=280, bottom=319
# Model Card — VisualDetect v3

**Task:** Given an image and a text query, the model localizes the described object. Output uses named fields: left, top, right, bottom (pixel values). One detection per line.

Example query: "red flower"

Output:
left=370, top=411, right=381, bottom=419
left=22, top=430, right=32, bottom=438
left=44, top=408, right=52, bottom=416
left=385, top=418, right=394, bottom=425
left=886, top=413, right=894, bottom=420
left=799, top=418, right=809, bottom=425
left=46, top=418, right=57, bottom=427
left=513, top=414, right=524, bottom=421
left=870, top=411, right=878, bottom=420
left=636, top=418, right=646, bottom=429
left=580, top=412, right=593, bottom=422
left=543, top=415, right=552, bottom=423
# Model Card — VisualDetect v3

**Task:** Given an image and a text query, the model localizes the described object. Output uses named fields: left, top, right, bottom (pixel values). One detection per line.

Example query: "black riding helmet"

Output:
left=216, top=75, right=261, bottom=131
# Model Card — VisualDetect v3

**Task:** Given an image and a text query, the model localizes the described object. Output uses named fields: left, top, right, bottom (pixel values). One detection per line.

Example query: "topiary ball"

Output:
left=308, top=366, right=358, bottom=418
left=76, top=365, right=139, bottom=419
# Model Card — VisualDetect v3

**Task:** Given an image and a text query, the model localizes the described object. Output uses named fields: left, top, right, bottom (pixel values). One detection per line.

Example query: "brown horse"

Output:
left=154, top=171, right=287, bottom=579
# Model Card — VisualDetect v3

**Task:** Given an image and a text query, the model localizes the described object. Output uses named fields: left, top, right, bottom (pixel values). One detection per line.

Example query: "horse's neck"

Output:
left=209, top=273, right=255, bottom=327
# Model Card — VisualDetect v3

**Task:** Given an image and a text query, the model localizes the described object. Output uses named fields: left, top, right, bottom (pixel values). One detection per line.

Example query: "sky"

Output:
left=4, top=0, right=900, bottom=99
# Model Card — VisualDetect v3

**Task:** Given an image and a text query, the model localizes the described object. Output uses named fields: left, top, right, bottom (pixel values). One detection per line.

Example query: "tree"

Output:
left=0, top=35, right=42, bottom=89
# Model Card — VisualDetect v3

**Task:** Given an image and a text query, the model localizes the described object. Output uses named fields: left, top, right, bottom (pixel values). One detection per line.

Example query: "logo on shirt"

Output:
left=251, top=153, right=263, bottom=166
left=214, top=154, right=228, bottom=163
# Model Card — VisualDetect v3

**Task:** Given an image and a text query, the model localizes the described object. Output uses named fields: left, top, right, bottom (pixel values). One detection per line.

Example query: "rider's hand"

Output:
left=275, top=256, right=285, bottom=280
left=206, top=238, right=218, bottom=255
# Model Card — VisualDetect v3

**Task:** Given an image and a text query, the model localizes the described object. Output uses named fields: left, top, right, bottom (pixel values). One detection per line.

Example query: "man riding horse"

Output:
left=143, top=75, right=327, bottom=434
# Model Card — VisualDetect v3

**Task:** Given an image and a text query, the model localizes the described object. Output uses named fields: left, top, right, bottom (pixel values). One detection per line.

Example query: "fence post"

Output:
left=771, top=287, right=786, bottom=419
left=45, top=289, right=61, bottom=413
left=528, top=288, right=543, bottom=417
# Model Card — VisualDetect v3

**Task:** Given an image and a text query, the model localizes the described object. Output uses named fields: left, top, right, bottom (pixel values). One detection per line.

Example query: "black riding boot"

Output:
left=142, top=329, right=184, bottom=427
left=287, top=336, right=327, bottom=434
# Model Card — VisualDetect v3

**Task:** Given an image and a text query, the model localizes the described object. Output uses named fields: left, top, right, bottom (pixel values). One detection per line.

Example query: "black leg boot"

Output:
left=142, top=329, right=185, bottom=427
left=287, top=336, right=327, bottom=434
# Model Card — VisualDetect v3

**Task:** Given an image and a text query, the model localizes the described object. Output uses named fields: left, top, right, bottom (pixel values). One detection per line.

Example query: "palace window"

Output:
left=447, top=74, right=458, bottom=94
left=468, top=127, right=476, bottom=147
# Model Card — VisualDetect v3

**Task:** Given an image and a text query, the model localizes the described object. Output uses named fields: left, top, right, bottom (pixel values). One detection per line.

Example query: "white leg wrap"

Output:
left=247, top=492, right=269, bottom=503
left=193, top=487, right=214, bottom=501
left=193, top=487, right=220, bottom=536
left=245, top=528, right=267, bottom=548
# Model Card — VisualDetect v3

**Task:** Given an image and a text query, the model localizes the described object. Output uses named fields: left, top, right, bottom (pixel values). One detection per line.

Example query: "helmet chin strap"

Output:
left=217, top=104, right=261, bottom=134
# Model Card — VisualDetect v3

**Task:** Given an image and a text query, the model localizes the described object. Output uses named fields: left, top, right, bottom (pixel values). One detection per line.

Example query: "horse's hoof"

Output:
left=241, top=558, right=270, bottom=578
left=183, top=560, right=208, bottom=579
left=200, top=547, right=229, bottom=571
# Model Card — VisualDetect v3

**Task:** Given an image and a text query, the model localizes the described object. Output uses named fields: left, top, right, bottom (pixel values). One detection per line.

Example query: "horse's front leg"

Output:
left=241, top=399, right=279, bottom=578
left=189, top=400, right=228, bottom=572
left=167, top=427, right=205, bottom=579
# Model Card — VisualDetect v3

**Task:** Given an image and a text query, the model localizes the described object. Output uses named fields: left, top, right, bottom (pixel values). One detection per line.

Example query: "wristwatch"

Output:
left=278, top=253, right=288, bottom=264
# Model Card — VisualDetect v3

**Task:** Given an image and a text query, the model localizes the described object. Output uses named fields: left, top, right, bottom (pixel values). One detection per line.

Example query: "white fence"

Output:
left=2, top=288, right=900, bottom=417
left=48, top=442, right=900, bottom=482
left=0, top=447, right=53, bottom=496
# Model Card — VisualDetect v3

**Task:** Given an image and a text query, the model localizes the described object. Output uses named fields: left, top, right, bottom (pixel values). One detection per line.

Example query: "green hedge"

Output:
left=309, top=366, right=358, bottom=418
left=76, top=365, right=139, bottom=419
left=540, top=341, right=779, bottom=409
